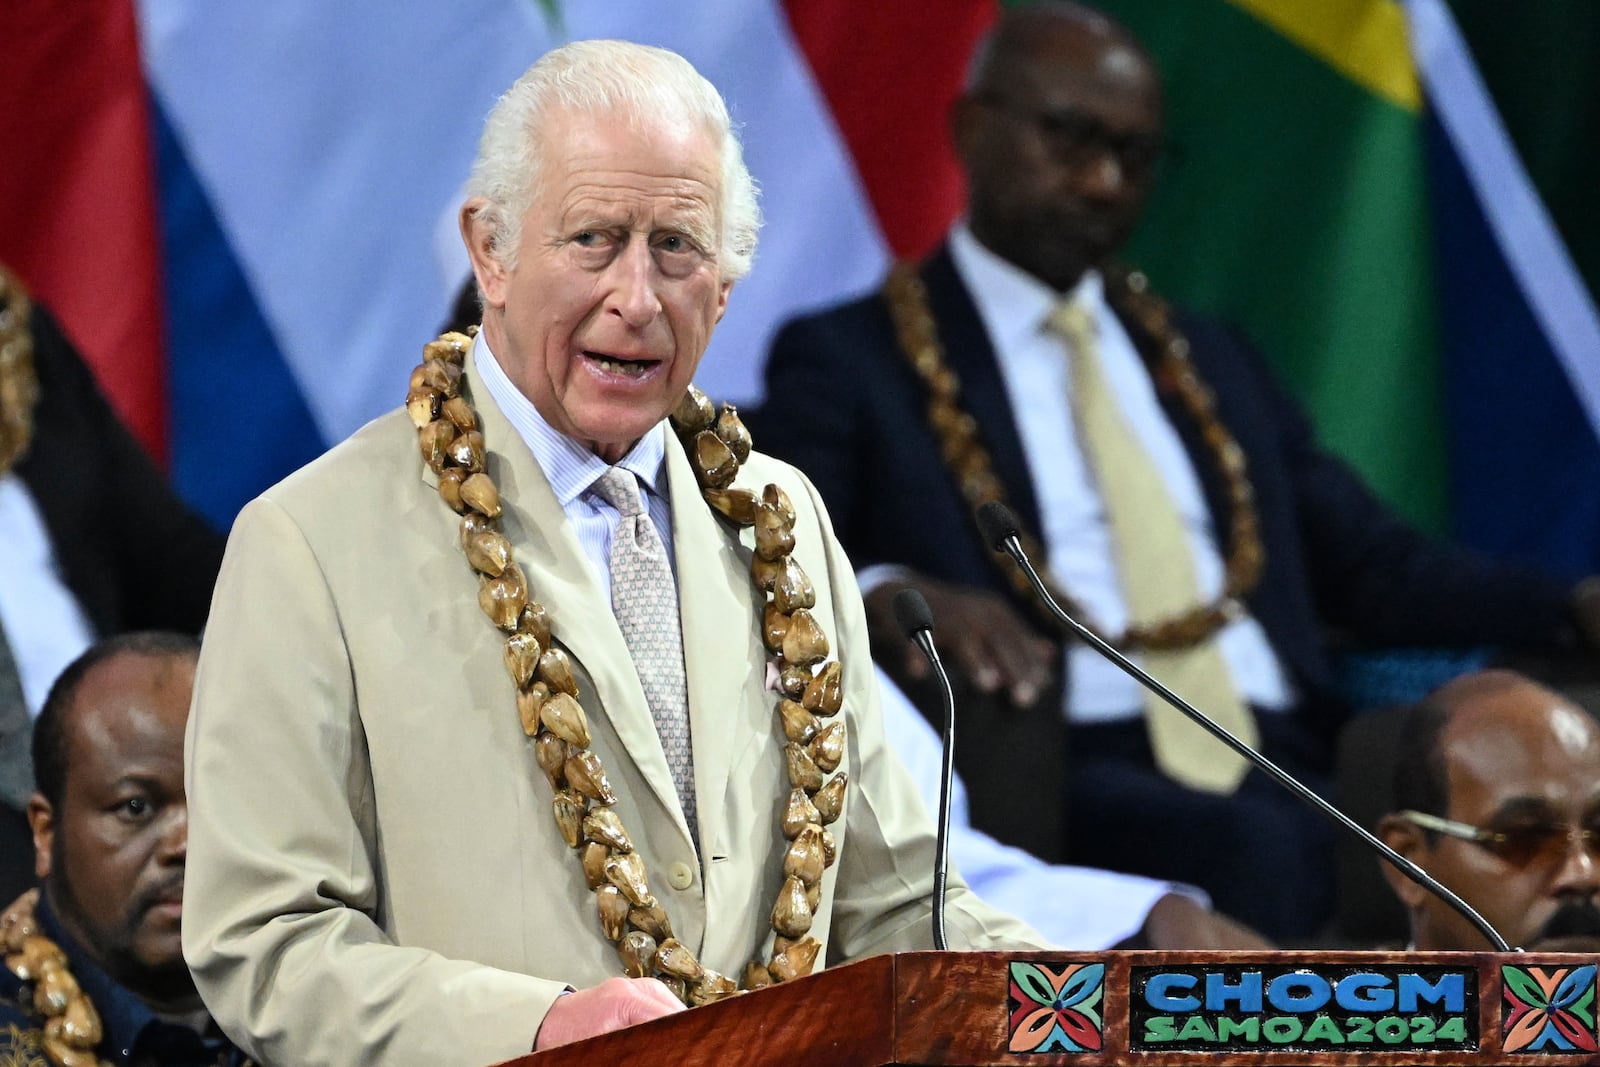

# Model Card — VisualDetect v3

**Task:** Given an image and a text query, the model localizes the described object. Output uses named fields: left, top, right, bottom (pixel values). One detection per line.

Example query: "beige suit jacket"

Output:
left=183, top=374, right=1046, bottom=1067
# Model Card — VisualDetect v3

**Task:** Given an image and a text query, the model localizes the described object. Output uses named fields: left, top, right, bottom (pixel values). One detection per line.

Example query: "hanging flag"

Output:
left=8, top=0, right=1591, bottom=576
left=0, top=0, right=168, bottom=462
left=138, top=0, right=960, bottom=523
left=1411, top=0, right=1600, bottom=578
left=1092, top=0, right=1448, bottom=531
left=1090, top=0, right=1600, bottom=569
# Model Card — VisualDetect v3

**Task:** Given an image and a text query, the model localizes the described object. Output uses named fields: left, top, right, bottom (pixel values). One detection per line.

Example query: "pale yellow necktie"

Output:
left=1048, top=300, right=1256, bottom=794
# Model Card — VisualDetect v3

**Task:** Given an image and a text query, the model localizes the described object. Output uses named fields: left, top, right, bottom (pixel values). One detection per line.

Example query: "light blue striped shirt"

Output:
left=472, top=334, right=676, bottom=601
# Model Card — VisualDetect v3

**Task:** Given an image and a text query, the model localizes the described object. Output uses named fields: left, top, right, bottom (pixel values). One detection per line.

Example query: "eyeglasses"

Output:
left=1399, top=809, right=1600, bottom=869
left=971, top=94, right=1165, bottom=177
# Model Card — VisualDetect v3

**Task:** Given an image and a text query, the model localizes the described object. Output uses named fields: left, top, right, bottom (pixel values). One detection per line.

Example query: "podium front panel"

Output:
left=507, top=950, right=1600, bottom=1066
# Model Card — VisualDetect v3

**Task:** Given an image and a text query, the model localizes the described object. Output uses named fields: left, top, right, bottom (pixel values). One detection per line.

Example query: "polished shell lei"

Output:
left=407, top=330, right=849, bottom=1004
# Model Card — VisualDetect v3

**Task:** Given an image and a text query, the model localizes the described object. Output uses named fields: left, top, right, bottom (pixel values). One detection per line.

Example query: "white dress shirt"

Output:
left=474, top=334, right=675, bottom=598
left=874, top=663, right=1202, bottom=948
left=0, top=472, right=96, bottom=715
left=946, top=225, right=1293, bottom=719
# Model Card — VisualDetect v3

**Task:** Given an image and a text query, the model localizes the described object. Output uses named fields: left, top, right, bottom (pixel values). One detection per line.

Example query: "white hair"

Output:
left=465, top=39, right=761, bottom=281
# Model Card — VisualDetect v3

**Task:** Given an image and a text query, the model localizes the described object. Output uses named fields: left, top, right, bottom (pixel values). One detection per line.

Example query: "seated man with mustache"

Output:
left=1378, top=670, right=1600, bottom=951
left=0, top=633, right=247, bottom=1066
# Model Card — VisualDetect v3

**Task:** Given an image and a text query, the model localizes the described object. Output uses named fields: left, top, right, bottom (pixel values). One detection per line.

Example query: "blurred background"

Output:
left=2, top=0, right=1595, bottom=581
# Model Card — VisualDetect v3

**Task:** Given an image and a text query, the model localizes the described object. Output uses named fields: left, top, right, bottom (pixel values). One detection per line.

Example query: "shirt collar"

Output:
left=948, top=222, right=1109, bottom=353
left=471, top=331, right=669, bottom=507
left=34, top=892, right=232, bottom=1066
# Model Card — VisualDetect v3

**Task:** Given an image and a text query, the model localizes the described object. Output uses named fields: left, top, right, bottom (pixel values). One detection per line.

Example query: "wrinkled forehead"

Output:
left=1444, top=699, right=1600, bottom=817
left=538, top=106, right=723, bottom=198
left=536, top=112, right=724, bottom=235
left=540, top=99, right=721, bottom=164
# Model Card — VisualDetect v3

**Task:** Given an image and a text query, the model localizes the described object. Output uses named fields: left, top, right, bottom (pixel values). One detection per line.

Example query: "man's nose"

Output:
left=158, top=806, right=188, bottom=863
left=608, top=240, right=663, bottom=327
left=1072, top=150, right=1128, bottom=199
left=1548, top=830, right=1600, bottom=895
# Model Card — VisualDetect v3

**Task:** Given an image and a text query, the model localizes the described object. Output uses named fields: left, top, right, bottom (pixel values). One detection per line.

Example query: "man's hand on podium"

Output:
left=1141, top=893, right=1275, bottom=950
left=534, top=976, right=686, bottom=1049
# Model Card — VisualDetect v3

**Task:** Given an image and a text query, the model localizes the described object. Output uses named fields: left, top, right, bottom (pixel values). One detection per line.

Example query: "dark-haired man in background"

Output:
left=0, top=632, right=245, bottom=1066
left=1379, top=670, right=1600, bottom=952
left=752, top=1, right=1600, bottom=940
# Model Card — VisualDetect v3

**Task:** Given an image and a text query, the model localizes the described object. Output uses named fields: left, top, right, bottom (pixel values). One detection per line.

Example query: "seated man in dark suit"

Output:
left=0, top=265, right=224, bottom=904
left=1378, top=670, right=1600, bottom=952
left=752, top=1, right=1600, bottom=939
left=1, top=632, right=247, bottom=1066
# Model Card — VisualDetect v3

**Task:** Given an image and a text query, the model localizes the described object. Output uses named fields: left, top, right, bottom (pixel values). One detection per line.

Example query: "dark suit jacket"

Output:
left=752, top=244, right=1575, bottom=851
left=13, top=306, right=224, bottom=637
left=0, top=893, right=249, bottom=1067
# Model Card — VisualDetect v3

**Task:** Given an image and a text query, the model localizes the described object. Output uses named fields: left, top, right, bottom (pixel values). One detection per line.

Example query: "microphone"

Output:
left=974, top=500, right=1514, bottom=953
left=892, top=587, right=954, bottom=952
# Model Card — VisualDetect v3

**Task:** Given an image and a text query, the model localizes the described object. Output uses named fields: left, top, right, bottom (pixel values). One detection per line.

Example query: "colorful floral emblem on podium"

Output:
left=1501, top=964, right=1598, bottom=1053
left=1008, top=961, right=1104, bottom=1053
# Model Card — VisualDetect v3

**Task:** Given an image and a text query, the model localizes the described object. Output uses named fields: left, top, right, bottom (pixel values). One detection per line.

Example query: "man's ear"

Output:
left=714, top=279, right=733, bottom=324
left=461, top=198, right=510, bottom=309
left=28, top=793, right=54, bottom=881
left=948, top=94, right=983, bottom=168
left=1376, top=814, right=1432, bottom=909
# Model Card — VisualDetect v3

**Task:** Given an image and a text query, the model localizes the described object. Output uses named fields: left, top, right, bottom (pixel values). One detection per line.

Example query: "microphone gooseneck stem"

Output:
left=998, top=534, right=1513, bottom=954
left=914, top=630, right=956, bottom=953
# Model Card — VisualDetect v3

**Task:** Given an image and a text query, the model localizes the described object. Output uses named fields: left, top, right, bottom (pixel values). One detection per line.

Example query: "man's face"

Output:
left=1399, top=691, right=1600, bottom=951
left=953, top=20, right=1162, bottom=293
left=30, top=652, right=196, bottom=1006
left=467, top=108, right=732, bottom=463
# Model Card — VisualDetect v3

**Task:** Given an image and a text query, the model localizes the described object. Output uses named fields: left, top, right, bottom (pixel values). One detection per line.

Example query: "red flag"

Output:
left=0, top=0, right=168, bottom=462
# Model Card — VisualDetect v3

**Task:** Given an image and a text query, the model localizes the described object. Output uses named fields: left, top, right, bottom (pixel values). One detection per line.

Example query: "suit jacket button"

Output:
left=666, top=861, right=695, bottom=890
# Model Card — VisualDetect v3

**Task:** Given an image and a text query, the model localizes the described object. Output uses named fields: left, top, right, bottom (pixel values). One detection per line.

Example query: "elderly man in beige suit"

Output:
left=183, top=39, right=1045, bottom=1067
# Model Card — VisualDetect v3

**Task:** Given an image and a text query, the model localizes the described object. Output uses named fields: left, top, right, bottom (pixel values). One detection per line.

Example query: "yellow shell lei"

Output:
left=882, top=262, right=1264, bottom=652
left=1, top=890, right=114, bottom=1067
left=406, top=330, right=848, bottom=1006
left=0, top=266, right=40, bottom=476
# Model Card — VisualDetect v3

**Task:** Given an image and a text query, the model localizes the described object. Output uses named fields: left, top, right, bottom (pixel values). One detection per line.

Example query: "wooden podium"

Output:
left=504, top=950, right=1600, bottom=1066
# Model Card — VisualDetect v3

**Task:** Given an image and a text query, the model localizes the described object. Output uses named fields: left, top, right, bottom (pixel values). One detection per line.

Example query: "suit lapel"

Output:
left=665, top=432, right=751, bottom=854
left=453, top=373, right=689, bottom=836
left=922, top=246, right=1047, bottom=538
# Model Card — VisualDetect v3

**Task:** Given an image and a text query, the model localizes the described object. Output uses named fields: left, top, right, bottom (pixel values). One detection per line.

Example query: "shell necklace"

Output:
left=1, top=889, right=250, bottom=1067
left=1, top=889, right=113, bottom=1067
left=883, top=262, right=1264, bottom=652
left=406, top=330, right=848, bottom=1006
left=0, top=265, right=40, bottom=476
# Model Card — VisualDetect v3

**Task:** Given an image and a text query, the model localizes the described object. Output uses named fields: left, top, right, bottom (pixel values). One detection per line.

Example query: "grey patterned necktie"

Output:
left=591, top=467, right=697, bottom=839
left=0, top=619, right=35, bottom=811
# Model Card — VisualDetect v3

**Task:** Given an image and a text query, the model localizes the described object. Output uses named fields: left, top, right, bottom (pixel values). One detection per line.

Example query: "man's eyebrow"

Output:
left=668, top=219, right=717, bottom=248
left=105, top=771, right=166, bottom=793
left=563, top=213, right=624, bottom=233
left=1487, top=795, right=1560, bottom=822
left=558, top=205, right=718, bottom=250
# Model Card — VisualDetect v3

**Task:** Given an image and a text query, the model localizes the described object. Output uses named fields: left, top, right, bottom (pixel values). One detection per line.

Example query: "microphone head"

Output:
left=891, top=588, right=936, bottom=638
left=975, top=502, right=1022, bottom=551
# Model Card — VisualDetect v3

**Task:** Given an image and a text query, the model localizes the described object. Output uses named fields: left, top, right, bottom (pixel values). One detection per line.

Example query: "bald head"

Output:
left=28, top=632, right=201, bottom=1011
left=967, top=2, right=1153, bottom=93
left=1381, top=671, right=1600, bottom=951
left=33, top=632, right=199, bottom=808
left=953, top=2, right=1163, bottom=291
